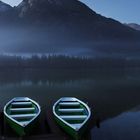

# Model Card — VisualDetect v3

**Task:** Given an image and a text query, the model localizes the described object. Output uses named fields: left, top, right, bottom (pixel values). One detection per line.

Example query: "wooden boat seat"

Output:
left=19, top=121, right=29, bottom=125
left=13, top=98, right=30, bottom=102
left=60, top=98, right=77, bottom=102
left=10, top=114, right=36, bottom=120
left=58, top=109, right=84, bottom=113
left=59, top=102, right=80, bottom=106
left=60, top=115, right=87, bottom=121
left=10, top=107, right=35, bottom=113
left=70, top=124, right=82, bottom=129
left=11, top=102, right=32, bottom=107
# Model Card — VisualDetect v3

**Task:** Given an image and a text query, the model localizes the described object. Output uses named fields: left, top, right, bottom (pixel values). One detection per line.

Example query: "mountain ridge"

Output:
left=0, top=0, right=139, bottom=41
left=0, top=0, right=140, bottom=56
left=124, top=23, right=140, bottom=31
left=0, top=0, right=12, bottom=12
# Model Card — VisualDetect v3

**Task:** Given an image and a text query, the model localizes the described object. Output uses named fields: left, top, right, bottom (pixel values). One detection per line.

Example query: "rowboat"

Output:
left=4, top=97, right=41, bottom=136
left=53, top=97, right=91, bottom=139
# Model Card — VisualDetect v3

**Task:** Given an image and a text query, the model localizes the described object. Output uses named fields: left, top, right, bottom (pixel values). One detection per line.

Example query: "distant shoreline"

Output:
left=0, top=54, right=140, bottom=69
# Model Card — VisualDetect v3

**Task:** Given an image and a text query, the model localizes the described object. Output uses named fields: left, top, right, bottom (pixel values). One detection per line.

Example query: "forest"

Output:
left=0, top=55, right=139, bottom=69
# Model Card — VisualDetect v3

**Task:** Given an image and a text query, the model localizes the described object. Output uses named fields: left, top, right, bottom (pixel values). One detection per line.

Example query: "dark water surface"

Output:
left=0, top=68, right=140, bottom=139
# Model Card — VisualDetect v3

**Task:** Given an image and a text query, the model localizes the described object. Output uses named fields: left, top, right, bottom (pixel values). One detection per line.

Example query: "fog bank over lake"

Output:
left=0, top=26, right=140, bottom=58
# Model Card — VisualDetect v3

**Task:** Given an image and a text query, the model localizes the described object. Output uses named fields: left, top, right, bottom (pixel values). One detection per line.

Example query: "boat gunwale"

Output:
left=4, top=97, right=41, bottom=128
left=53, top=97, right=91, bottom=131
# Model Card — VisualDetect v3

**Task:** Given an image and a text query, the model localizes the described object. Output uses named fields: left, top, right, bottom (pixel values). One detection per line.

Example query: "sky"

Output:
left=80, top=0, right=140, bottom=24
left=1, top=0, right=140, bottom=24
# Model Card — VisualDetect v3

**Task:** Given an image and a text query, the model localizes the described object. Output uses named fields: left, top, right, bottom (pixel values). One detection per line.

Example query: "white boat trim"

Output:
left=53, top=97, right=91, bottom=131
left=4, top=97, right=41, bottom=128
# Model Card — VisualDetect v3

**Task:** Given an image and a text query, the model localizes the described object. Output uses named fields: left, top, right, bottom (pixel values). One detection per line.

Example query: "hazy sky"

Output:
left=2, top=0, right=140, bottom=24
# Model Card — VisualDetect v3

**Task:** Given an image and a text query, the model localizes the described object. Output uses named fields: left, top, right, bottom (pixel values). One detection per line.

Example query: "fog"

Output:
left=0, top=26, right=92, bottom=56
left=0, top=26, right=140, bottom=58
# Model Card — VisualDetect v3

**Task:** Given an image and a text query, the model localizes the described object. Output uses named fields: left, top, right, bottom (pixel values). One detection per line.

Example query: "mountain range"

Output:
left=0, top=0, right=140, bottom=57
left=125, top=23, right=140, bottom=31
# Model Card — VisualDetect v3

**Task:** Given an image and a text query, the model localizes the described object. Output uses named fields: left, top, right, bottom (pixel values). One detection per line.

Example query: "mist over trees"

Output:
left=0, top=54, right=139, bottom=69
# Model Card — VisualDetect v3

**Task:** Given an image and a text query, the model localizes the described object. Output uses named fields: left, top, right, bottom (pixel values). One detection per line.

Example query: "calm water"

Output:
left=0, top=68, right=140, bottom=139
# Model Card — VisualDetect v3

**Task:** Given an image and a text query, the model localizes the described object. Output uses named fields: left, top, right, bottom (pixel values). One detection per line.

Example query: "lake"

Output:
left=0, top=68, right=140, bottom=139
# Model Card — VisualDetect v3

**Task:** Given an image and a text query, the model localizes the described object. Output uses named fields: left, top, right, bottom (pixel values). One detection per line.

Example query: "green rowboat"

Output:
left=4, top=97, right=41, bottom=136
left=53, top=97, right=91, bottom=140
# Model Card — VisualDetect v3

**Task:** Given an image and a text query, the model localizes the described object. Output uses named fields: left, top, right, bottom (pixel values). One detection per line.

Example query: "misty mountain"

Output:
left=0, top=1, right=11, bottom=19
left=14, top=0, right=140, bottom=41
left=124, top=23, right=140, bottom=31
left=0, top=1, right=12, bottom=11
left=0, top=0, right=140, bottom=57
left=0, top=1, right=16, bottom=22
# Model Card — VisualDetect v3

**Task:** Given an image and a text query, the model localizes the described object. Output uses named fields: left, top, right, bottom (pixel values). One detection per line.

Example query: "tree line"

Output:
left=0, top=55, right=139, bottom=69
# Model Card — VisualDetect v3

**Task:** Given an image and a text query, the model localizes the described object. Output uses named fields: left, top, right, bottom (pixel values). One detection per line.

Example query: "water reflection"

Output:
left=92, top=106, right=140, bottom=140
left=0, top=69, right=140, bottom=139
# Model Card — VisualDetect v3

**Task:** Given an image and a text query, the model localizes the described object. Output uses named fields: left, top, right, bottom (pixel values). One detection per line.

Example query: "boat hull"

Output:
left=53, top=98, right=90, bottom=140
left=54, top=115, right=89, bottom=140
left=4, top=97, right=41, bottom=137
left=5, top=113, right=39, bottom=136
left=55, top=116, right=78, bottom=139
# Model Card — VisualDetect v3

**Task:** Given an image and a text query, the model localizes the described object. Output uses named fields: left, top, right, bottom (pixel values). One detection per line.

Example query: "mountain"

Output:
left=14, top=0, right=140, bottom=41
left=124, top=23, right=140, bottom=31
left=0, top=0, right=140, bottom=56
left=0, top=1, right=16, bottom=23
left=0, top=0, right=12, bottom=12
left=17, top=0, right=94, bottom=19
